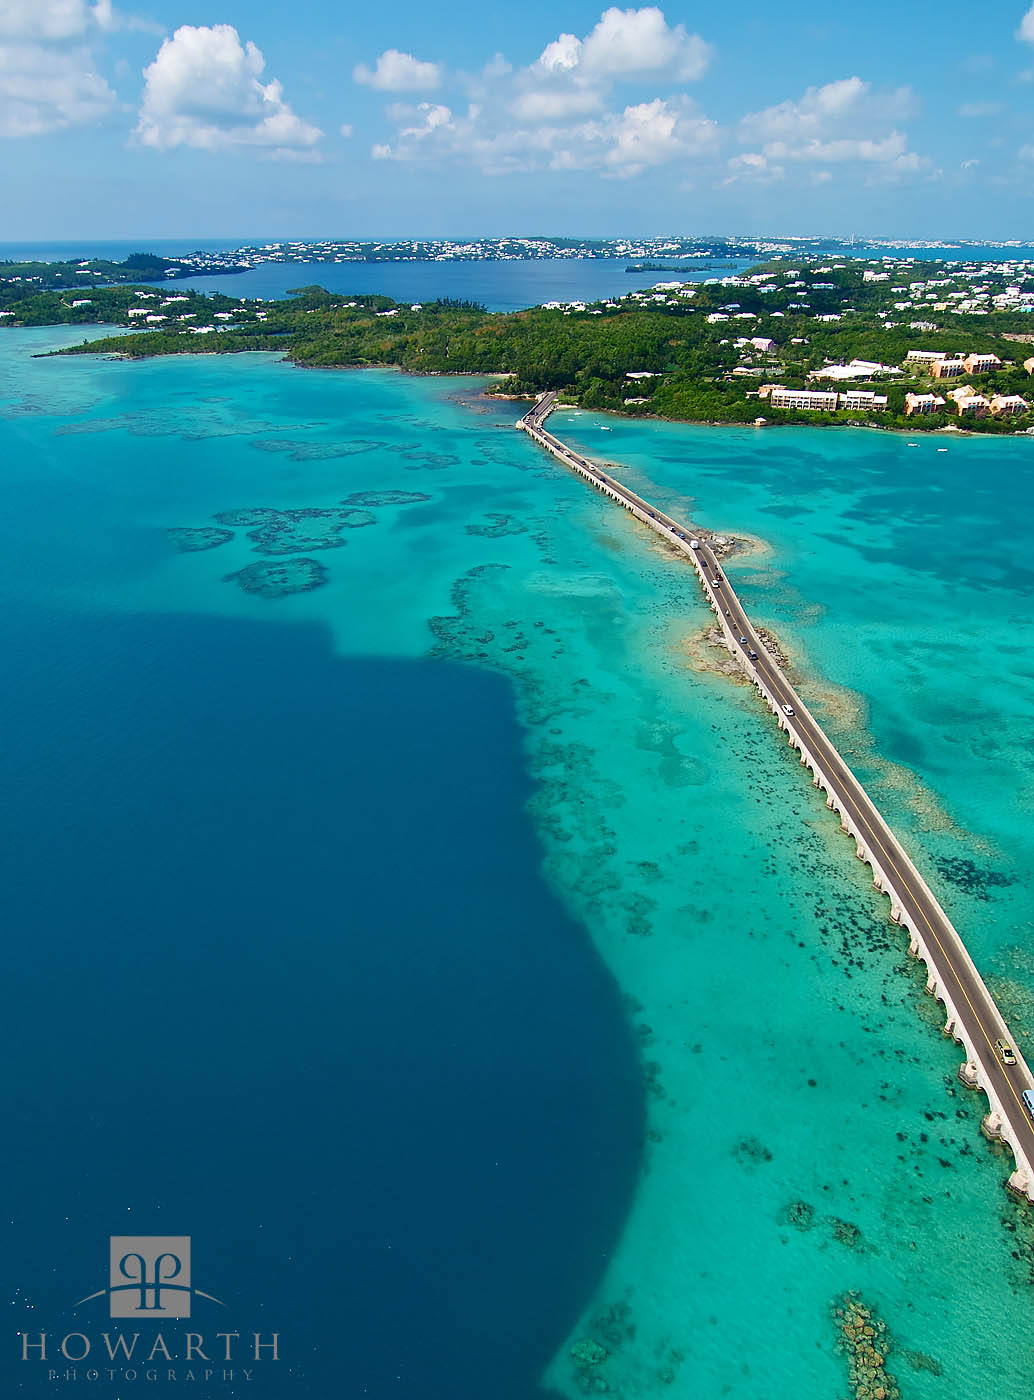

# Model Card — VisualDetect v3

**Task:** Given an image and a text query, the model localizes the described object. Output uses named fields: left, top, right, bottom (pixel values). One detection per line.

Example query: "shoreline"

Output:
left=13, top=323, right=1032, bottom=439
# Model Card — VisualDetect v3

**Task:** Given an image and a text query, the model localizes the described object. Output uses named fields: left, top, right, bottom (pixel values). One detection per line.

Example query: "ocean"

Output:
left=2, top=326, right=1034, bottom=1398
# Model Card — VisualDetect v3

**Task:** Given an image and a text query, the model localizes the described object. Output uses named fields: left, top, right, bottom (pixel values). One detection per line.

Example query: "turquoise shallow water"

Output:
left=3, top=330, right=1034, bottom=1397
left=554, top=411, right=1034, bottom=1020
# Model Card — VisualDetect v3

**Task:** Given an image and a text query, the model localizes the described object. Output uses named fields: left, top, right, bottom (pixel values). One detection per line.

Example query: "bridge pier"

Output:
left=983, top=1111, right=1004, bottom=1140
left=1008, top=1169, right=1032, bottom=1198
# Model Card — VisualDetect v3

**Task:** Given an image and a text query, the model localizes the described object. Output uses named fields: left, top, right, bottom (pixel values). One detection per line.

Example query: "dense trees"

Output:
left=6, top=263, right=1032, bottom=436
left=0, top=253, right=243, bottom=292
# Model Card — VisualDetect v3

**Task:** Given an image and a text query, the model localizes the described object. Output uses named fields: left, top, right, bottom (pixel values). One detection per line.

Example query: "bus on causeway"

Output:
left=1024, top=1090, right=1034, bottom=1122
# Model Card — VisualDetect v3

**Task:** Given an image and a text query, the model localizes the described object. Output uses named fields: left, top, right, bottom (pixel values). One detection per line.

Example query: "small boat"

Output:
left=907, top=442, right=919, bottom=447
left=937, top=447, right=948, bottom=453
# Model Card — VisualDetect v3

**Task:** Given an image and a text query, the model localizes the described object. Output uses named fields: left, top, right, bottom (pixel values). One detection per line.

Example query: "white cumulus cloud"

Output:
left=511, top=86, right=605, bottom=121
left=723, top=151, right=784, bottom=185
left=1018, top=4, right=1034, bottom=41
left=0, top=39, right=114, bottom=135
left=600, top=96, right=717, bottom=174
left=533, top=6, right=711, bottom=82
left=135, top=24, right=322, bottom=154
left=0, top=0, right=107, bottom=40
left=372, top=92, right=716, bottom=177
left=367, top=8, right=718, bottom=181
left=354, top=49, right=442, bottom=92
left=0, top=0, right=124, bottom=137
left=736, top=77, right=925, bottom=178
left=738, top=77, right=912, bottom=145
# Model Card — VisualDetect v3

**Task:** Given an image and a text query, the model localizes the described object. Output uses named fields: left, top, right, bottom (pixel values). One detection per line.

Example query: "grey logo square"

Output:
left=109, top=1236, right=192, bottom=1318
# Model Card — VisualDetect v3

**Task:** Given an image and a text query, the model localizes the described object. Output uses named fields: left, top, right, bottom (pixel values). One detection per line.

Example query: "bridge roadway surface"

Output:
left=519, top=390, right=1034, bottom=1199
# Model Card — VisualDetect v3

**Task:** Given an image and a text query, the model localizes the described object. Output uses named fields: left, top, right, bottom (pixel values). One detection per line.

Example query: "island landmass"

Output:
left=4, top=249, right=1034, bottom=436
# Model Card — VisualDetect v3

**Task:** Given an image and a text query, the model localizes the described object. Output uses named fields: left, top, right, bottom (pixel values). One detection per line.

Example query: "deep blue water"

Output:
left=152, top=258, right=758, bottom=312
left=5, top=240, right=1034, bottom=313
left=0, top=603, right=643, bottom=1397
left=129, top=247, right=1034, bottom=311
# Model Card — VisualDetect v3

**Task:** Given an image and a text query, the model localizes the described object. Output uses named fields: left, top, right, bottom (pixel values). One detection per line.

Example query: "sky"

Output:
left=2, top=0, right=1034, bottom=241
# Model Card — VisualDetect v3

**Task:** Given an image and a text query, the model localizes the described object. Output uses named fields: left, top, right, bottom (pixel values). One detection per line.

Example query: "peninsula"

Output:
left=5, top=252, right=1034, bottom=435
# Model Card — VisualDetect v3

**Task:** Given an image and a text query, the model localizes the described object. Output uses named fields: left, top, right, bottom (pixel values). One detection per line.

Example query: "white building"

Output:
left=810, top=359, right=901, bottom=382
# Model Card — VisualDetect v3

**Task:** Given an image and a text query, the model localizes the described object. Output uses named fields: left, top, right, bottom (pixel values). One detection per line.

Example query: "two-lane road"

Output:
left=518, top=393, right=1034, bottom=1195
left=691, top=537, right=1034, bottom=1172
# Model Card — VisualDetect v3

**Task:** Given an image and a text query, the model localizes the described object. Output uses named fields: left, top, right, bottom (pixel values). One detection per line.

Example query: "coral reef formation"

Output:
left=227, top=557, right=328, bottom=598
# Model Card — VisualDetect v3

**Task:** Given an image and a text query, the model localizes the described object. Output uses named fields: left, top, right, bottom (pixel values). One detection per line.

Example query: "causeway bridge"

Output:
left=518, top=389, right=1034, bottom=1201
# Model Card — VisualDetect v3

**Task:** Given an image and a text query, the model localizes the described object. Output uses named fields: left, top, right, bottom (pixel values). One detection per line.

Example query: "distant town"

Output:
left=181, top=235, right=1034, bottom=266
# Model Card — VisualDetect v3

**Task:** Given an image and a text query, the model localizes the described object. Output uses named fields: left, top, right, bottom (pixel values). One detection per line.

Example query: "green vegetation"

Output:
left=0, top=281, right=244, bottom=329
left=0, top=252, right=243, bottom=294
left=4, top=258, right=1034, bottom=436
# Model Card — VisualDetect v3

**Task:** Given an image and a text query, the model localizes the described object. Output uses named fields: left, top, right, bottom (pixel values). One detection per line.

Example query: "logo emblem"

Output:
left=75, top=1237, right=224, bottom=1317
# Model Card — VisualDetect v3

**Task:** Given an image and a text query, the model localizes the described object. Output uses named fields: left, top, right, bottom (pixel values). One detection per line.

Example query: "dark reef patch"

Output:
left=829, top=1217, right=865, bottom=1250
left=343, top=490, right=431, bottom=508
left=227, top=557, right=328, bottom=597
left=214, top=507, right=281, bottom=527
left=783, top=1200, right=815, bottom=1231
left=241, top=507, right=376, bottom=555
left=732, top=1136, right=773, bottom=1167
left=932, top=855, right=1015, bottom=901
left=250, top=438, right=382, bottom=461
left=394, top=448, right=460, bottom=471
left=166, top=526, right=234, bottom=553
left=465, top=514, right=530, bottom=539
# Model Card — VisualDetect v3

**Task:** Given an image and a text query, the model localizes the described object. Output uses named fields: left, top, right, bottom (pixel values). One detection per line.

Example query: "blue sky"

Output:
left=3, top=0, right=1034, bottom=240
